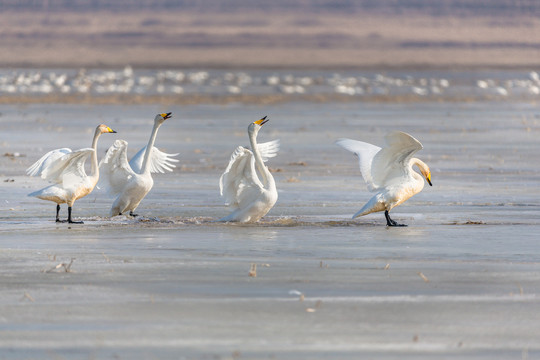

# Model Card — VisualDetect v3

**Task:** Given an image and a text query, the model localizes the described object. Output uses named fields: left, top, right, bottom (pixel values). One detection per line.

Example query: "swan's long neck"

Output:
left=90, top=128, right=101, bottom=177
left=140, top=121, right=161, bottom=174
left=249, top=129, right=273, bottom=189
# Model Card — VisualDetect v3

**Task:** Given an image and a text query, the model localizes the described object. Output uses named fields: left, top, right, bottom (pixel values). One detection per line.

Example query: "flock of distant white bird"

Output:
left=26, top=113, right=432, bottom=226
left=2, top=67, right=540, bottom=98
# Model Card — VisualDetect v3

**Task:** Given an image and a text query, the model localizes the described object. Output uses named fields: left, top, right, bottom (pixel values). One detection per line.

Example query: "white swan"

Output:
left=27, top=124, right=117, bottom=223
left=99, top=112, right=178, bottom=217
left=336, top=131, right=432, bottom=226
left=219, top=116, right=279, bottom=223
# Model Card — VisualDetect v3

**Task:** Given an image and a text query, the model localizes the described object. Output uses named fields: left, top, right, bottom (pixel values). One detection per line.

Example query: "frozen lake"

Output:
left=1, top=99, right=540, bottom=359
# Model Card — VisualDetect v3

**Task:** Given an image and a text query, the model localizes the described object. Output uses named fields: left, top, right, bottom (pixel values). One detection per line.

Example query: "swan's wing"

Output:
left=129, top=145, right=179, bottom=174
left=335, top=138, right=381, bottom=191
left=41, top=148, right=94, bottom=186
left=99, top=139, right=136, bottom=196
left=371, top=131, right=423, bottom=186
left=26, top=148, right=72, bottom=177
left=127, top=146, right=145, bottom=173
left=219, top=146, right=264, bottom=207
left=256, top=139, right=280, bottom=162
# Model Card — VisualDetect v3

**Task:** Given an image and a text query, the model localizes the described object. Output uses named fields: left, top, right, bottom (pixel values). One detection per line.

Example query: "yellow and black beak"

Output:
left=426, top=173, right=432, bottom=186
left=161, top=112, right=172, bottom=120
left=254, top=115, right=269, bottom=126
left=108, top=127, right=117, bottom=133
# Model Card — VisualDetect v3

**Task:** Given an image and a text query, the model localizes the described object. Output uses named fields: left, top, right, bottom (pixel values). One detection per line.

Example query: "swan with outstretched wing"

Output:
left=336, top=131, right=432, bottom=226
left=99, top=112, right=178, bottom=217
left=219, top=116, right=279, bottom=223
left=27, top=124, right=117, bottom=223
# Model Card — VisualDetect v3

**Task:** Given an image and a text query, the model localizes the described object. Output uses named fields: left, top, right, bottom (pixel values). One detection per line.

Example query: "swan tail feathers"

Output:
left=352, top=195, right=385, bottom=219
left=217, top=209, right=241, bottom=222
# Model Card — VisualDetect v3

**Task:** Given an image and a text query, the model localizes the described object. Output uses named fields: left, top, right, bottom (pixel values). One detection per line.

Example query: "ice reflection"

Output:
left=219, top=225, right=279, bottom=242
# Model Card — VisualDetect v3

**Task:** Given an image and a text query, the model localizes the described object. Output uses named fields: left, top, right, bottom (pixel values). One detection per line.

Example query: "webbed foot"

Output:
left=385, top=210, right=407, bottom=227
left=67, top=207, right=83, bottom=224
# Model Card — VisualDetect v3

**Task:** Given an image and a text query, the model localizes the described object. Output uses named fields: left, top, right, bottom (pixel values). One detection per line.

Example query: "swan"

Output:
left=26, top=124, right=117, bottom=223
left=99, top=112, right=178, bottom=217
left=219, top=116, right=279, bottom=223
left=336, top=131, right=432, bottom=226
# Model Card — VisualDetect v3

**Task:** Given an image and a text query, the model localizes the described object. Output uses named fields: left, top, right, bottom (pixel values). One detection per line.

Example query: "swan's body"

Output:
left=219, top=116, right=279, bottom=223
left=27, top=124, right=117, bottom=223
left=99, top=113, right=178, bottom=217
left=336, top=131, right=432, bottom=226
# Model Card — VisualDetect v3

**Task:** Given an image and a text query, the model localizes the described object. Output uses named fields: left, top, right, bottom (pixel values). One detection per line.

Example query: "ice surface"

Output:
left=1, top=97, right=539, bottom=359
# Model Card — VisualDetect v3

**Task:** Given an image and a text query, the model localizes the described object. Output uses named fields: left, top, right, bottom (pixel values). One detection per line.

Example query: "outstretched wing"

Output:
left=41, top=148, right=94, bottom=186
left=371, top=131, right=423, bottom=186
left=335, top=138, right=381, bottom=191
left=99, top=139, right=137, bottom=196
left=129, top=145, right=179, bottom=174
left=219, top=146, right=264, bottom=208
left=26, top=148, right=72, bottom=177
left=257, top=139, right=280, bottom=162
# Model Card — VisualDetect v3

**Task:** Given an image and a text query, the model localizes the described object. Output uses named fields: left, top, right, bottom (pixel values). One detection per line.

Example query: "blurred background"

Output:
left=0, top=0, right=539, bottom=102
left=1, top=0, right=539, bottom=68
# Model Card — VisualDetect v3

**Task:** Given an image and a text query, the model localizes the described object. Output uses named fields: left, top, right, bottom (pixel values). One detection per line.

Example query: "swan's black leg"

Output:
left=55, top=204, right=66, bottom=223
left=67, top=206, right=84, bottom=224
left=129, top=211, right=139, bottom=217
left=385, top=210, right=407, bottom=227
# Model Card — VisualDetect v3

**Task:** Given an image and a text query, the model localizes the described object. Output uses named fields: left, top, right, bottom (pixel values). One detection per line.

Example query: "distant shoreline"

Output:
left=1, top=64, right=539, bottom=71
left=0, top=93, right=533, bottom=106
left=1, top=10, right=539, bottom=70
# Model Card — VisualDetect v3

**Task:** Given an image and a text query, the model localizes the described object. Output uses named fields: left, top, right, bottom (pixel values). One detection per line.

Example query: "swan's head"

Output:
left=420, top=165, right=432, bottom=186
left=97, top=124, right=117, bottom=134
left=412, top=158, right=432, bottom=186
left=248, top=116, right=269, bottom=135
left=155, top=112, right=172, bottom=125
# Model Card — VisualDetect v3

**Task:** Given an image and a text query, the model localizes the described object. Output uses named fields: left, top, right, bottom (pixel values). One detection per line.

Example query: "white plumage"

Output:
left=336, top=131, right=432, bottom=226
left=27, top=124, right=117, bottom=223
left=219, top=116, right=279, bottom=223
left=99, top=112, right=178, bottom=217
